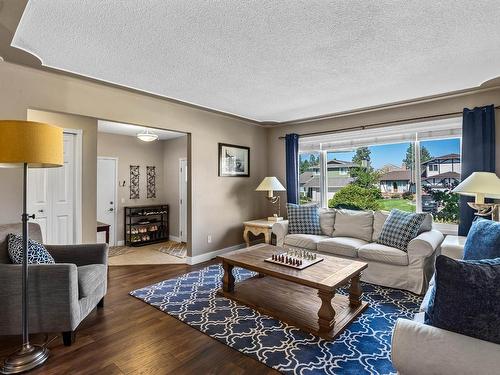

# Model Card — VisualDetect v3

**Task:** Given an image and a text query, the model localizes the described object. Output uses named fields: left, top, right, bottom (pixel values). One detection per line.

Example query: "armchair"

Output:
left=0, top=223, right=108, bottom=346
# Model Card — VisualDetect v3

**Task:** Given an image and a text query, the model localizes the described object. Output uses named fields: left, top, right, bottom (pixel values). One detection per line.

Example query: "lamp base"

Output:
left=1, top=344, right=49, bottom=374
left=467, top=202, right=495, bottom=217
left=267, top=216, right=283, bottom=222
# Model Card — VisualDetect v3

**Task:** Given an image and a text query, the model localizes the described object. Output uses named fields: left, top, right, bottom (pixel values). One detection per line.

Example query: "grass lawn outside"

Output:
left=377, top=198, right=416, bottom=212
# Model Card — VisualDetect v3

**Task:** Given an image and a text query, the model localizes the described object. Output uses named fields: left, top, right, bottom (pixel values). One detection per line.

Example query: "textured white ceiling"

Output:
left=12, top=1, right=500, bottom=123
left=98, top=120, right=184, bottom=141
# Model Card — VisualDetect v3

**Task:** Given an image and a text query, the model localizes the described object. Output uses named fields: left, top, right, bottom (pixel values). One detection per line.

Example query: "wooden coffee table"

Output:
left=217, top=244, right=368, bottom=340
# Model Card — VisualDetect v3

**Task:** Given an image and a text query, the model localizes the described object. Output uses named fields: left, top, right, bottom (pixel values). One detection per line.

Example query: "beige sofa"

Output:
left=272, top=209, right=444, bottom=294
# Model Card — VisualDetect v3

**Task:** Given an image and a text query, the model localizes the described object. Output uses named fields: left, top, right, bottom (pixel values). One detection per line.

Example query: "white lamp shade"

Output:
left=452, top=172, right=500, bottom=199
left=256, top=177, right=286, bottom=192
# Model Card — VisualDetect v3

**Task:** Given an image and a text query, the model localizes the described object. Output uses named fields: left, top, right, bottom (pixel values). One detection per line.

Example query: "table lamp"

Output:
left=255, top=177, right=286, bottom=221
left=0, top=121, right=63, bottom=374
left=452, top=172, right=500, bottom=221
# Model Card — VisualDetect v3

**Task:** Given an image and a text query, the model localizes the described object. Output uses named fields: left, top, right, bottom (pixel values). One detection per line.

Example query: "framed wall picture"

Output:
left=218, top=143, right=250, bottom=177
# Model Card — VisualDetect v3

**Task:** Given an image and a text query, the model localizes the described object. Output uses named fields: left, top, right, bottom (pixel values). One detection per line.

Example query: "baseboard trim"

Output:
left=116, top=240, right=124, bottom=246
left=186, top=243, right=247, bottom=265
left=169, top=235, right=181, bottom=242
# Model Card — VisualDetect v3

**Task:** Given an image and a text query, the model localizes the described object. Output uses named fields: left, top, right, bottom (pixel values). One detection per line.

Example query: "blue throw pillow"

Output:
left=7, top=233, right=55, bottom=264
left=286, top=203, right=322, bottom=235
left=425, top=255, right=500, bottom=344
left=463, top=219, right=500, bottom=260
left=377, top=209, right=427, bottom=251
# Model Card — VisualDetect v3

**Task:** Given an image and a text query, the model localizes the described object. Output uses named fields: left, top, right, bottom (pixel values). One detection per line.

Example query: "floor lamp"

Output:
left=0, top=121, right=63, bottom=374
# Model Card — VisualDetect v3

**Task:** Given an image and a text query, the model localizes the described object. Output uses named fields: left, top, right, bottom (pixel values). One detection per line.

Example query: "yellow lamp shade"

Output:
left=0, top=120, right=63, bottom=168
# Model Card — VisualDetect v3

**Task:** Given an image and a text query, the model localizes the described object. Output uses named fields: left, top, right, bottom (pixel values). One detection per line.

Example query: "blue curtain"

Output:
left=285, top=133, right=300, bottom=204
left=459, top=105, right=496, bottom=236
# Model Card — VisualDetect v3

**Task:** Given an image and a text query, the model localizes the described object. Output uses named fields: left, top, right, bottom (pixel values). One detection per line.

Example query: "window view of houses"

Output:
left=299, top=138, right=461, bottom=224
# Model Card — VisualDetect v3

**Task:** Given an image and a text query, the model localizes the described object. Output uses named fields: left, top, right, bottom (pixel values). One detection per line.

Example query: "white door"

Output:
left=97, top=158, right=117, bottom=246
left=27, top=168, right=49, bottom=241
left=52, top=136, right=75, bottom=244
left=179, top=159, right=188, bottom=243
left=28, top=133, right=76, bottom=244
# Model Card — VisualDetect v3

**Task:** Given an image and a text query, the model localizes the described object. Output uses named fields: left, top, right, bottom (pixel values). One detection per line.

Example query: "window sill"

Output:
left=432, top=223, right=458, bottom=236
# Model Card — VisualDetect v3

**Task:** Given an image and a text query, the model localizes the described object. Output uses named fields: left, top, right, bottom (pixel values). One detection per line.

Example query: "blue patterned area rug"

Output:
left=130, top=264, right=421, bottom=375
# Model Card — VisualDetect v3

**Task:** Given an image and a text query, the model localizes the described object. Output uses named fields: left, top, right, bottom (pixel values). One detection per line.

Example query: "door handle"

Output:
left=109, top=208, right=114, bottom=212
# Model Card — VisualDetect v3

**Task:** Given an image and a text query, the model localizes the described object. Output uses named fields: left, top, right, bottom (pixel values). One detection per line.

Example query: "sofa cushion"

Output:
left=7, top=233, right=55, bottom=264
left=377, top=209, right=427, bottom=251
left=463, top=219, right=500, bottom=260
left=372, top=211, right=389, bottom=241
left=78, top=264, right=107, bottom=298
left=419, top=275, right=435, bottom=313
left=372, top=210, right=432, bottom=241
left=317, top=237, right=368, bottom=258
left=358, top=243, right=409, bottom=266
left=332, top=209, right=373, bottom=242
left=286, top=203, right=322, bottom=235
left=425, top=256, right=500, bottom=344
left=319, top=208, right=335, bottom=236
left=284, top=234, right=328, bottom=250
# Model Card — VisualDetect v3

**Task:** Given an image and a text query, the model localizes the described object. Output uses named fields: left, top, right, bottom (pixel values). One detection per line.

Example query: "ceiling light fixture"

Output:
left=137, top=128, right=159, bottom=142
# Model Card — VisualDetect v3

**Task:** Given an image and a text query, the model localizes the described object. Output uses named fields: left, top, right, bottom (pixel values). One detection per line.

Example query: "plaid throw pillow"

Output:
left=377, top=209, right=427, bottom=251
left=287, top=203, right=322, bottom=235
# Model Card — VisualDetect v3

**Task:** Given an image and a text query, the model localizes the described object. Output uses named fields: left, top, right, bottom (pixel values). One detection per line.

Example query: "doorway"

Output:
left=96, top=120, right=189, bottom=265
left=97, top=157, right=118, bottom=246
left=179, top=158, right=188, bottom=243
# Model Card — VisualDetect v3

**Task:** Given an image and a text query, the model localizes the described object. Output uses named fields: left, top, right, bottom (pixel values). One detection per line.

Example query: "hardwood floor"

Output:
left=0, top=263, right=278, bottom=375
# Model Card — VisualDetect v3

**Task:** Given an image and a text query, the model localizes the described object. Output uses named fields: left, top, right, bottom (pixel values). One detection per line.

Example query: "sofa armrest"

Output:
left=0, top=263, right=80, bottom=334
left=407, top=229, right=444, bottom=259
left=45, top=243, right=108, bottom=266
left=272, top=220, right=289, bottom=246
left=392, top=319, right=500, bottom=375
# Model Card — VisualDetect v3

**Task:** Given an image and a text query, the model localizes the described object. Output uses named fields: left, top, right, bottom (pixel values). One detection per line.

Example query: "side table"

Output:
left=97, top=221, right=110, bottom=244
left=440, top=235, right=466, bottom=259
left=243, top=219, right=275, bottom=247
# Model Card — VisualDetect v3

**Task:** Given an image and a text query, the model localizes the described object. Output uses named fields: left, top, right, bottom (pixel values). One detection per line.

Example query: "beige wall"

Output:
left=0, top=61, right=269, bottom=256
left=0, top=108, right=98, bottom=242
left=268, top=88, right=500, bottom=203
left=162, top=135, right=188, bottom=239
left=97, top=132, right=167, bottom=243
left=27, top=109, right=98, bottom=243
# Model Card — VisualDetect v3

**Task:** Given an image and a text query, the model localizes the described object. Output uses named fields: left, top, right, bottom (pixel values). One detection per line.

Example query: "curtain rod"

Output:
left=278, top=105, right=500, bottom=140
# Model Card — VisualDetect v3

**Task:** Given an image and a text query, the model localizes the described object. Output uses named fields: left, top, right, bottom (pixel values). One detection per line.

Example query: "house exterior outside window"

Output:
left=298, top=117, right=462, bottom=229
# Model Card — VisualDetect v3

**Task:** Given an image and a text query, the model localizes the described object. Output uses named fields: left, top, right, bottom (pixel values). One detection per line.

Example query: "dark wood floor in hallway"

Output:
left=0, top=263, right=278, bottom=375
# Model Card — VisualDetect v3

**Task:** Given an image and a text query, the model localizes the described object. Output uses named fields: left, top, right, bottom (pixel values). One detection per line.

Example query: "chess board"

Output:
left=264, top=255, right=324, bottom=270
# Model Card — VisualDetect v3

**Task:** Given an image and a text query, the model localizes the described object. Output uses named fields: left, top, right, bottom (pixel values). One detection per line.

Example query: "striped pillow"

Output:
left=287, top=203, right=322, bottom=235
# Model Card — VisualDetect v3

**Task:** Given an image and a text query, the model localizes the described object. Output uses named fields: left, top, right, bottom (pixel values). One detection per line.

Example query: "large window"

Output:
left=298, top=118, right=462, bottom=227
left=299, top=152, right=320, bottom=205
left=419, top=138, right=461, bottom=224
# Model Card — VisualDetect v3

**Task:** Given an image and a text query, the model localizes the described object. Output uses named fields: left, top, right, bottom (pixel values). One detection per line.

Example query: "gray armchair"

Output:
left=0, top=223, right=108, bottom=346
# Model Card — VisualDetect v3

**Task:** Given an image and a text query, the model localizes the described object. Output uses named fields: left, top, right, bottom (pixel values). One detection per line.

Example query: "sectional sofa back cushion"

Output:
left=372, top=210, right=432, bottom=241
left=425, top=255, right=500, bottom=344
left=319, top=208, right=336, bottom=236
left=377, top=209, right=427, bottom=251
left=463, top=219, right=500, bottom=260
left=332, top=209, right=373, bottom=242
left=286, top=203, right=322, bottom=235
